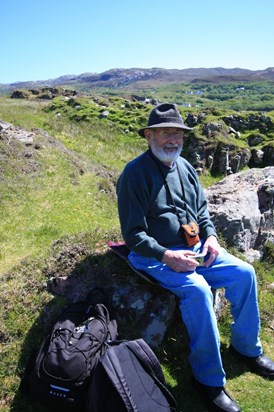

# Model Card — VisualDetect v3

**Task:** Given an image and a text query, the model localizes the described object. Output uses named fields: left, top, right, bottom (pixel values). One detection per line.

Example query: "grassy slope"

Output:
left=0, top=98, right=146, bottom=272
left=0, top=97, right=273, bottom=412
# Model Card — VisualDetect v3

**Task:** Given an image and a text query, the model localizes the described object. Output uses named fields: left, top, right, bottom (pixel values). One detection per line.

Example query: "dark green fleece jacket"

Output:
left=117, top=149, right=217, bottom=261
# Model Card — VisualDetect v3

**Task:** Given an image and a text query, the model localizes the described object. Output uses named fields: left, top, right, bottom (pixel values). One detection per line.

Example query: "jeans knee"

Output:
left=239, top=262, right=256, bottom=287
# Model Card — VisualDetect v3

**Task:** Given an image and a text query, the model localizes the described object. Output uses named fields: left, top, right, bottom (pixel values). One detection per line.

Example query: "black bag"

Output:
left=86, top=338, right=177, bottom=412
left=20, top=297, right=118, bottom=411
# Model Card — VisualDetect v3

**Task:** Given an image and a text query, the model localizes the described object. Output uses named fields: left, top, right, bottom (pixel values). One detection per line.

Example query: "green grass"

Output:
left=0, top=171, right=118, bottom=272
left=0, top=128, right=120, bottom=273
left=0, top=96, right=273, bottom=412
left=0, top=96, right=145, bottom=272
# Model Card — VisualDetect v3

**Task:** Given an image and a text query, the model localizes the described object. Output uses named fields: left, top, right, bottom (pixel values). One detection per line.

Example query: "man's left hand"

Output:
left=202, top=235, right=221, bottom=267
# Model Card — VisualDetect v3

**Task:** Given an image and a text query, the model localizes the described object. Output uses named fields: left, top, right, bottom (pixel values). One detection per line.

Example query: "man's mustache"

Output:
left=163, top=144, right=181, bottom=149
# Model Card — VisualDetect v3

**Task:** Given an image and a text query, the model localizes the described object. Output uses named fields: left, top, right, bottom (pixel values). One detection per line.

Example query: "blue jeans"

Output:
left=128, top=242, right=262, bottom=386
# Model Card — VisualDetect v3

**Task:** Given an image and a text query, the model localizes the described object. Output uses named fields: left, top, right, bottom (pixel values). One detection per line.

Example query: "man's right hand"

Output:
left=162, top=249, right=200, bottom=272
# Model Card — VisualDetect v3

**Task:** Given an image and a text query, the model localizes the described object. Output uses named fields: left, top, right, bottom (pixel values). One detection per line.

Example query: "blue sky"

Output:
left=1, top=0, right=273, bottom=84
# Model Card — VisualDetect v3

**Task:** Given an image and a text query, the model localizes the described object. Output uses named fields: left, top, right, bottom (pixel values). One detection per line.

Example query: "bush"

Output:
left=263, top=240, right=274, bottom=264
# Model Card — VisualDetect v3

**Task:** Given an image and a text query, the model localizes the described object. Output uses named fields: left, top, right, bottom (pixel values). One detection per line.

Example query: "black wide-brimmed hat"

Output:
left=138, top=103, right=192, bottom=137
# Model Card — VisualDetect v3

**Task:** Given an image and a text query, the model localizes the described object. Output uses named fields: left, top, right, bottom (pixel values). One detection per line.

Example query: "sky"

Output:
left=1, top=0, right=273, bottom=84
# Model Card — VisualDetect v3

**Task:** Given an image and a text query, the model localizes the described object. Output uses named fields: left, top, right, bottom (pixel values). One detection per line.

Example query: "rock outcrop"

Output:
left=205, top=167, right=274, bottom=257
left=10, top=87, right=78, bottom=100
left=0, top=119, right=35, bottom=144
left=45, top=244, right=178, bottom=349
left=183, top=112, right=274, bottom=175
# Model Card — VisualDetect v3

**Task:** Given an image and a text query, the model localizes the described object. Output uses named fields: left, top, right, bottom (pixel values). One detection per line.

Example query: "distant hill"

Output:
left=1, top=67, right=274, bottom=93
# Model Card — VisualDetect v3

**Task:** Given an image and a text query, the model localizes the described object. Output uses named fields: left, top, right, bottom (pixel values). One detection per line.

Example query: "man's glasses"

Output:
left=152, top=129, right=184, bottom=140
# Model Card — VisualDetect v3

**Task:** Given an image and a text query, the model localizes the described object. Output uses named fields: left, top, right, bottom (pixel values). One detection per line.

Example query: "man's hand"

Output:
left=162, top=249, right=200, bottom=272
left=202, top=235, right=221, bottom=267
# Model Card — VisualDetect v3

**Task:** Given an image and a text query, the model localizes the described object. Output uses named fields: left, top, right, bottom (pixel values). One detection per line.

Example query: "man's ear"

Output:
left=144, top=129, right=152, bottom=142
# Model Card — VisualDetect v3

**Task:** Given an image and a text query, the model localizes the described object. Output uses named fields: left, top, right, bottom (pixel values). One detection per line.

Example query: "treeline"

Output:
left=153, top=81, right=274, bottom=112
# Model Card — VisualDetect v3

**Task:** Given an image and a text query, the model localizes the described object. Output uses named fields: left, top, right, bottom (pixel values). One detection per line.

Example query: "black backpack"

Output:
left=20, top=298, right=118, bottom=411
left=86, top=339, right=177, bottom=412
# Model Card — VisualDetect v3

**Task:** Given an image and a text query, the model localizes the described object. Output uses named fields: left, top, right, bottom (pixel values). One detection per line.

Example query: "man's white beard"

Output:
left=150, top=143, right=183, bottom=164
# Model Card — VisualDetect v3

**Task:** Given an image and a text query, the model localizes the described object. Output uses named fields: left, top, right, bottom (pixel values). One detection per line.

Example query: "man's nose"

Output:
left=166, top=134, right=177, bottom=143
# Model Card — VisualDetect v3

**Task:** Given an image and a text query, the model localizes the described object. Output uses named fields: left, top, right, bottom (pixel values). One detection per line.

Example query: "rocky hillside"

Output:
left=183, top=111, right=274, bottom=175
left=2, top=67, right=274, bottom=92
left=6, top=89, right=274, bottom=176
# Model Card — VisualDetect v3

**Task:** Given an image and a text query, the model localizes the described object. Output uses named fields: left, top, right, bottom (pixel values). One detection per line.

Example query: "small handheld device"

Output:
left=191, top=252, right=206, bottom=264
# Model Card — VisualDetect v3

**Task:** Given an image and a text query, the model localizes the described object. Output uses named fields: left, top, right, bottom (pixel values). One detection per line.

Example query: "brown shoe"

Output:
left=230, top=346, right=274, bottom=379
left=193, top=378, right=241, bottom=412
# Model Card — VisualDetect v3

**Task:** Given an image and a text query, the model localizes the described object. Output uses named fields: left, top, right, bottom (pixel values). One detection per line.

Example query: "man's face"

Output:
left=144, top=127, right=184, bottom=165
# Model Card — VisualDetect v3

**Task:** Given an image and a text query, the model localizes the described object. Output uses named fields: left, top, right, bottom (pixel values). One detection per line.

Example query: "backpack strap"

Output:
left=98, top=339, right=177, bottom=411
left=99, top=344, right=139, bottom=411
left=125, top=339, right=165, bottom=382
left=125, top=339, right=177, bottom=409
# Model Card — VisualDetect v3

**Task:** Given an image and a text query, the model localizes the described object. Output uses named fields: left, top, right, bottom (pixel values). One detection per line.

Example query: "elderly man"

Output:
left=116, top=103, right=274, bottom=412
